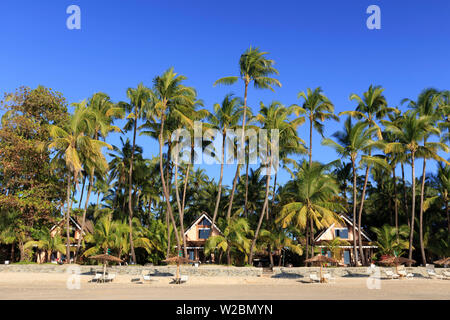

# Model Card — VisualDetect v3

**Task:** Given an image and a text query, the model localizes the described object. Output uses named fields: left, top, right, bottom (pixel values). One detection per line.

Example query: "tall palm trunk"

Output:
left=159, top=114, right=181, bottom=253
left=392, top=165, right=399, bottom=238
left=226, top=164, right=241, bottom=221
left=357, top=165, right=370, bottom=266
left=127, top=112, right=137, bottom=264
left=401, top=163, right=410, bottom=228
left=351, top=158, right=358, bottom=266
left=65, top=174, right=72, bottom=264
left=212, top=133, right=226, bottom=228
left=446, top=195, right=449, bottom=234
left=308, top=117, right=314, bottom=257
left=165, top=143, right=172, bottom=259
left=242, top=82, right=250, bottom=219
left=310, top=218, right=315, bottom=257
left=419, top=157, right=427, bottom=266
left=249, top=157, right=272, bottom=263
left=78, top=175, right=87, bottom=209
left=408, top=151, right=416, bottom=266
left=244, top=145, right=250, bottom=218
left=227, top=81, right=249, bottom=222
left=75, top=168, right=94, bottom=262
left=174, top=153, right=188, bottom=258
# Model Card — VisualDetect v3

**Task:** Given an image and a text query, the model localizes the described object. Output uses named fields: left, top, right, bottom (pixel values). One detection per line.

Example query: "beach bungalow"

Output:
left=313, top=214, right=377, bottom=266
left=183, top=212, right=221, bottom=262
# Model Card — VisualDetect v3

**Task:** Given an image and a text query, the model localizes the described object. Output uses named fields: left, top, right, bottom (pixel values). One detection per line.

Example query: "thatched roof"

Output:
left=88, top=254, right=123, bottom=263
left=305, top=255, right=338, bottom=264
left=378, top=256, right=415, bottom=265
left=433, top=257, right=450, bottom=265
left=162, top=256, right=196, bottom=264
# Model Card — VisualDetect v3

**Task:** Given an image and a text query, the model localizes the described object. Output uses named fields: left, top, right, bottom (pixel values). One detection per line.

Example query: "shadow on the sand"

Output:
left=271, top=272, right=304, bottom=279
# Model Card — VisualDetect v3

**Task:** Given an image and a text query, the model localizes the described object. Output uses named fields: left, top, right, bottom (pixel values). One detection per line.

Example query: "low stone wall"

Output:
left=0, top=264, right=446, bottom=278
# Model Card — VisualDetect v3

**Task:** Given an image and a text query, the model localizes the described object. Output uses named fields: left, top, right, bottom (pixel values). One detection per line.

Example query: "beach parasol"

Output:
left=162, top=256, right=196, bottom=284
left=305, top=255, right=338, bottom=282
left=89, top=253, right=123, bottom=282
left=378, top=256, right=415, bottom=275
left=433, top=257, right=450, bottom=266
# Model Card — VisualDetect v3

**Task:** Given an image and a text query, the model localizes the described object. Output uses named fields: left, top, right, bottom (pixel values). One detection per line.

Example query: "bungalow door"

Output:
left=343, top=250, right=350, bottom=265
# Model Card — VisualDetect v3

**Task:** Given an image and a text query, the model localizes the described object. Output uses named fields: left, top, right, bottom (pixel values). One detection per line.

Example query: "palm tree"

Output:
left=25, top=228, right=66, bottom=263
left=119, top=83, right=151, bottom=264
left=370, top=224, right=410, bottom=257
left=322, top=117, right=387, bottom=265
left=149, top=67, right=197, bottom=256
left=75, top=92, right=123, bottom=262
left=383, top=110, right=448, bottom=265
left=208, top=94, right=243, bottom=228
left=214, top=47, right=281, bottom=224
left=248, top=101, right=303, bottom=263
left=430, top=162, right=450, bottom=233
left=84, top=214, right=118, bottom=257
left=296, top=87, right=337, bottom=259
left=405, top=88, right=442, bottom=265
left=324, top=237, right=350, bottom=260
left=276, top=161, right=344, bottom=264
left=205, top=217, right=252, bottom=265
left=340, top=85, right=392, bottom=265
left=49, top=104, right=110, bottom=263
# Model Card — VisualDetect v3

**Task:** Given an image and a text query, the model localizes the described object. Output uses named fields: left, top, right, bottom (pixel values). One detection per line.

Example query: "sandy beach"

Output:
left=0, top=272, right=448, bottom=300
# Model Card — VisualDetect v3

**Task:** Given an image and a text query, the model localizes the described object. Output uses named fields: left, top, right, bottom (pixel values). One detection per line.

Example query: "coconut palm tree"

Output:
left=370, top=224, right=410, bottom=257
left=49, top=104, right=111, bottom=263
left=276, top=161, right=344, bottom=264
left=205, top=217, right=252, bottom=265
left=430, top=162, right=450, bottom=233
left=25, top=228, right=66, bottom=263
left=340, top=85, right=393, bottom=265
left=214, top=47, right=281, bottom=224
left=383, top=110, right=448, bottom=265
left=75, top=92, right=124, bottom=262
left=296, top=87, right=337, bottom=259
left=324, top=237, right=350, bottom=261
left=322, top=117, right=387, bottom=265
left=119, top=83, right=152, bottom=264
left=149, top=67, right=197, bottom=256
left=248, top=101, right=303, bottom=263
left=208, top=94, right=243, bottom=228
left=404, top=88, right=442, bottom=265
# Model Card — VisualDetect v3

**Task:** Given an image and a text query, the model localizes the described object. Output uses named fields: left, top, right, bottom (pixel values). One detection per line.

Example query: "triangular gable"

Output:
left=315, top=214, right=372, bottom=242
left=184, top=212, right=222, bottom=235
left=50, top=216, right=86, bottom=235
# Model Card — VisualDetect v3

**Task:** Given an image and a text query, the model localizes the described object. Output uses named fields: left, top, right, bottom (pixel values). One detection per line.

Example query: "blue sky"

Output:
left=1, top=0, right=449, bottom=191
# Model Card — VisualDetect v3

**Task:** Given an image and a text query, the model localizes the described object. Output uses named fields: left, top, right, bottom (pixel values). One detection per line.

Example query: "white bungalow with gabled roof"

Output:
left=314, top=214, right=378, bottom=266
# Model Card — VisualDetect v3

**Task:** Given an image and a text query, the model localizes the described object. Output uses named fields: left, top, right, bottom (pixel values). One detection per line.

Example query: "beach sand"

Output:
left=0, top=272, right=448, bottom=300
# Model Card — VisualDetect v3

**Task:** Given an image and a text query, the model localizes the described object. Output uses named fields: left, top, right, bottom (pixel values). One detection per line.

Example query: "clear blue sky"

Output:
left=1, top=0, right=449, bottom=190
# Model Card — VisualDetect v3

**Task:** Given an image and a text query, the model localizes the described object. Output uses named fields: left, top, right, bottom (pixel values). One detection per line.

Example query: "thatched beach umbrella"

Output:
left=162, top=256, right=196, bottom=284
left=378, top=256, right=415, bottom=275
left=305, top=255, right=338, bottom=282
left=433, top=257, right=450, bottom=266
left=89, top=253, right=123, bottom=281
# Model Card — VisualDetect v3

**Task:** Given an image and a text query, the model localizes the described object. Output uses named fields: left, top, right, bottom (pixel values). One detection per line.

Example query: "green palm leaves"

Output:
left=214, top=46, right=281, bottom=91
left=277, top=162, right=343, bottom=232
left=370, top=224, right=410, bottom=257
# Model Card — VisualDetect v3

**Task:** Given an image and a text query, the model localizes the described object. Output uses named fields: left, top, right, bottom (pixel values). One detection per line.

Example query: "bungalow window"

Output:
left=335, top=228, right=348, bottom=239
left=198, top=228, right=210, bottom=239
left=200, top=218, right=211, bottom=227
